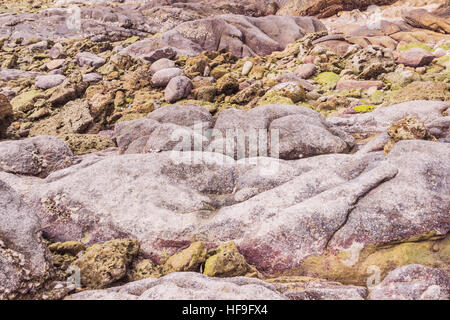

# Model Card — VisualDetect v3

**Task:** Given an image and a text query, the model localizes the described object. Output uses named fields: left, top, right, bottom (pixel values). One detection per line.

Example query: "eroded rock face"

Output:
left=68, top=272, right=286, bottom=300
left=369, top=265, right=450, bottom=300
left=0, top=180, right=50, bottom=300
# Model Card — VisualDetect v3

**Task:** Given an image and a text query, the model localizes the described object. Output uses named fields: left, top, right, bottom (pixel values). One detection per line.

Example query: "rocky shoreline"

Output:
left=0, top=0, right=449, bottom=300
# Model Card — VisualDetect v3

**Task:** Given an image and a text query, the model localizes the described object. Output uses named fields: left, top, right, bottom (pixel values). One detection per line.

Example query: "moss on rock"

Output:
left=71, top=239, right=140, bottom=289
left=58, top=133, right=115, bottom=155
left=313, top=72, right=340, bottom=91
left=163, top=242, right=207, bottom=273
left=203, top=241, right=257, bottom=278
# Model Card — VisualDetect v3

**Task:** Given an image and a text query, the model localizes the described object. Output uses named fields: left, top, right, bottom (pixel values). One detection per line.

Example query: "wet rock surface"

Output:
left=0, top=0, right=449, bottom=301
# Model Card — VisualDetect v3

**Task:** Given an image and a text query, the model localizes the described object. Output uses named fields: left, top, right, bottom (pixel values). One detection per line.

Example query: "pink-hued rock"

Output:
left=303, top=56, right=316, bottom=64
left=336, top=79, right=383, bottom=91
left=369, top=265, right=450, bottom=300
left=396, top=48, right=435, bottom=67
left=45, top=59, right=65, bottom=70
left=293, top=63, right=317, bottom=79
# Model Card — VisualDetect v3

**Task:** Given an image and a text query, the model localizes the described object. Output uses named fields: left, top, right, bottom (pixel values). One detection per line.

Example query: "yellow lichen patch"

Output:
left=282, top=234, right=449, bottom=286
left=163, top=242, right=207, bottom=273
left=203, top=241, right=258, bottom=278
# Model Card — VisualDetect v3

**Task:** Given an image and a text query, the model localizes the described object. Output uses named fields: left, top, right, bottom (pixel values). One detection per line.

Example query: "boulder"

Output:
left=0, top=180, right=50, bottom=299
left=0, top=136, right=73, bottom=177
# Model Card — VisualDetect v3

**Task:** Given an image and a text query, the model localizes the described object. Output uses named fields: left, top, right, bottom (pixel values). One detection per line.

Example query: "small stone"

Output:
left=294, top=63, right=317, bottom=79
left=152, top=68, right=184, bottom=87
left=242, top=61, right=253, bottom=76
left=46, top=59, right=65, bottom=70
left=150, top=58, right=176, bottom=75
left=336, top=79, right=383, bottom=91
left=204, top=242, right=257, bottom=278
left=35, top=75, right=66, bottom=89
left=397, top=48, right=435, bottom=67
left=164, top=76, right=193, bottom=103
left=75, top=52, right=106, bottom=68
left=164, top=242, right=207, bottom=273
left=82, top=73, right=103, bottom=84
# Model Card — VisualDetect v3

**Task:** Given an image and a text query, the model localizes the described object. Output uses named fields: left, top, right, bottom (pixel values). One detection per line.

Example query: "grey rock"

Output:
left=0, top=136, right=73, bottom=177
left=164, top=76, right=193, bottom=103
left=75, top=52, right=106, bottom=68
left=150, top=58, right=176, bottom=75
left=35, top=75, right=66, bottom=89
left=82, top=73, right=103, bottom=84
left=151, top=68, right=184, bottom=87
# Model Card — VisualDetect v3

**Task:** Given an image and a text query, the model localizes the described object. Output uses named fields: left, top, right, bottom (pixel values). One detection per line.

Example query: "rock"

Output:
left=387, top=81, right=450, bottom=104
left=270, top=113, right=352, bottom=159
left=82, top=73, right=103, bottom=84
left=68, top=272, right=286, bottom=300
left=0, top=180, right=50, bottom=300
left=294, top=63, right=317, bottom=79
left=0, top=136, right=73, bottom=177
left=269, top=276, right=367, bottom=300
left=185, top=56, right=211, bottom=78
left=114, top=118, right=160, bottom=154
left=148, top=104, right=214, bottom=128
left=346, top=45, right=396, bottom=79
left=58, top=133, right=116, bottom=156
left=142, top=47, right=177, bottom=63
left=192, top=85, right=218, bottom=102
left=296, top=0, right=398, bottom=19
left=403, top=8, right=450, bottom=34
left=10, top=90, right=44, bottom=113
left=384, top=117, right=437, bottom=154
left=369, top=265, right=450, bottom=300
left=336, top=79, right=383, bottom=91
left=164, top=76, right=193, bottom=103
left=151, top=68, right=185, bottom=87
left=242, top=61, right=253, bottom=76
left=0, top=94, right=13, bottom=138
left=204, top=242, right=257, bottom=278
left=35, top=75, right=67, bottom=90
left=270, top=82, right=306, bottom=103
left=45, top=59, right=65, bottom=71
left=30, top=99, right=93, bottom=137
left=327, top=100, right=450, bottom=134
left=150, top=58, right=176, bottom=75
left=72, top=239, right=140, bottom=289
left=164, top=242, right=207, bottom=273
left=123, top=15, right=326, bottom=59
left=313, top=72, right=340, bottom=91
left=216, top=73, right=239, bottom=95
left=75, top=52, right=106, bottom=68
left=396, top=48, right=435, bottom=67
left=0, top=69, right=41, bottom=81
left=49, top=43, right=65, bottom=59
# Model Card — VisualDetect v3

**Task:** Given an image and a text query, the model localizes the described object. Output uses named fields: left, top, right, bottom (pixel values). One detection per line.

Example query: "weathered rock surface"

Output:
left=0, top=180, right=49, bottom=299
left=369, top=265, right=450, bottom=300
left=0, top=136, right=73, bottom=177
left=68, top=272, right=286, bottom=300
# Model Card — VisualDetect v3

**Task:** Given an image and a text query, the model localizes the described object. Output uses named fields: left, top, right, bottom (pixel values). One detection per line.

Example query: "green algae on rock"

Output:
left=313, top=72, right=340, bottom=91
